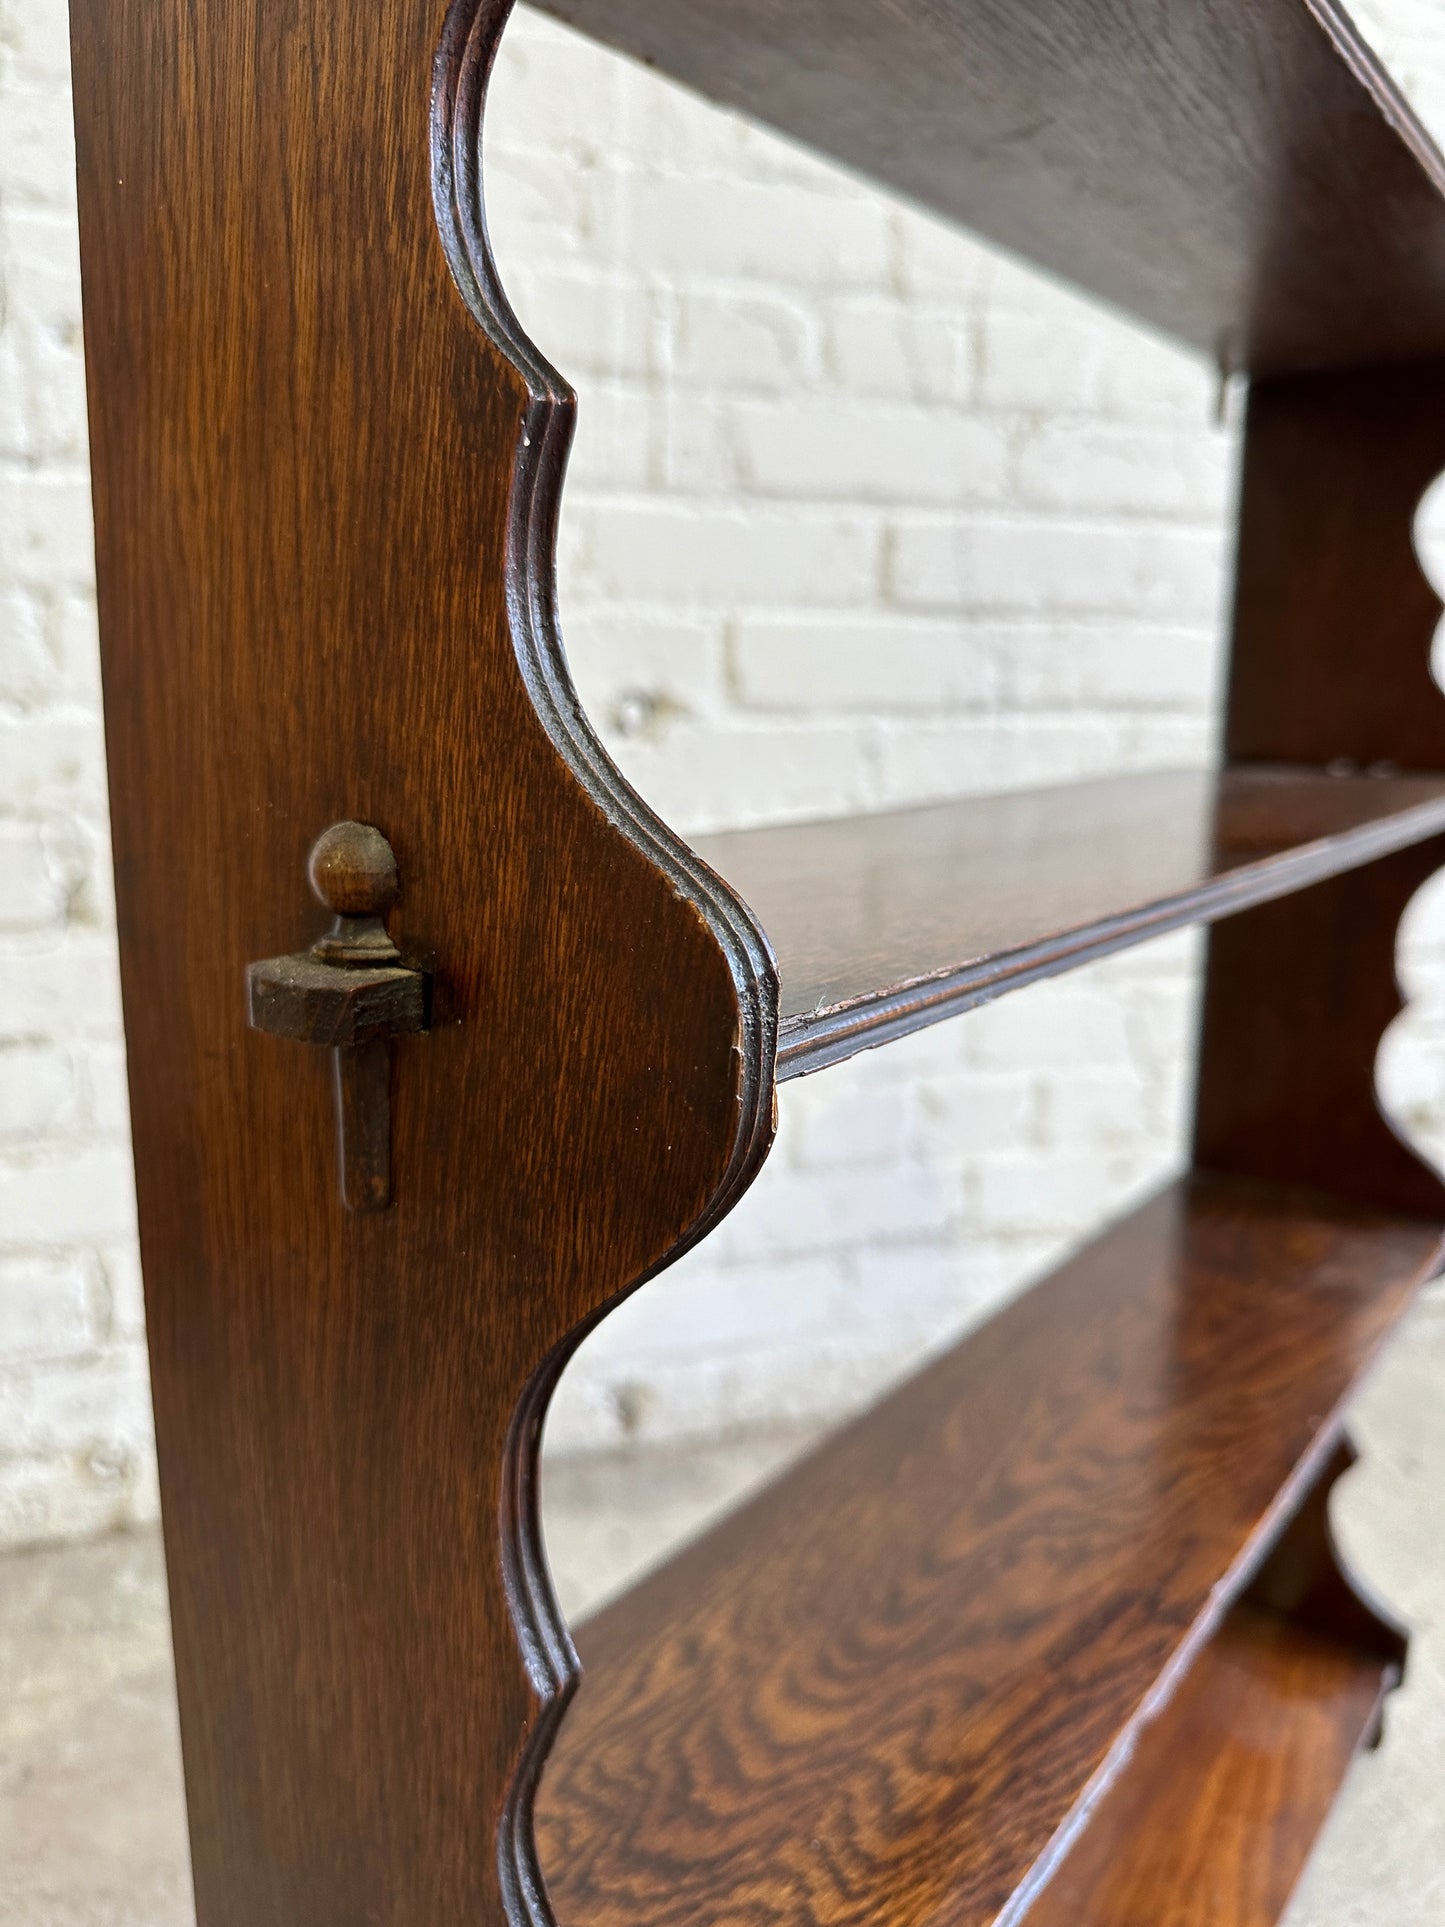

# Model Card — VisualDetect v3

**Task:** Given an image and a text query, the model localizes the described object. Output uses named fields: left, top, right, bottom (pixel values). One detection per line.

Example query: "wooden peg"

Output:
left=247, top=823, right=429, bottom=1209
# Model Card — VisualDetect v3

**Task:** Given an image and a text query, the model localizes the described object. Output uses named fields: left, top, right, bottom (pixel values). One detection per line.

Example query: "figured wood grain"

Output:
left=67, top=2, right=774, bottom=1923
left=1022, top=1603, right=1395, bottom=1927
left=537, top=1175, right=1444, bottom=1927
left=694, top=766, right=1445, bottom=1077
left=531, top=0, right=1445, bottom=374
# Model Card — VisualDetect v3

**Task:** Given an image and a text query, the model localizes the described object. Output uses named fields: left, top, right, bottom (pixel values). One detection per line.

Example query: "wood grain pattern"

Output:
left=1228, top=364, right=1445, bottom=770
left=531, top=0, right=1445, bottom=374
left=1023, top=1603, right=1396, bottom=1927
left=67, top=2, right=774, bottom=1923
left=695, top=766, right=1445, bottom=1077
left=537, top=1176, right=1443, bottom=1927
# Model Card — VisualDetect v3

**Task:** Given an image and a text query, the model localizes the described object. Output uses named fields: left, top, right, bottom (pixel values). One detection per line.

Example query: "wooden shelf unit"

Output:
left=64, top=1, right=1445, bottom=1926
left=697, top=765, right=1445, bottom=1075
left=538, top=1177, right=1435, bottom=1927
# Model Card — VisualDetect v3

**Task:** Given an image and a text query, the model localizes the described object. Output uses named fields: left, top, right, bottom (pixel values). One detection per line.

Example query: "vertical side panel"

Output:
left=1197, top=364, right=1445, bottom=1214
left=66, top=2, right=775, bottom=1923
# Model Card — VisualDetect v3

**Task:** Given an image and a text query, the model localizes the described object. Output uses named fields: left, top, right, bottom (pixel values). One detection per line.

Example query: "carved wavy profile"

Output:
left=429, top=4, right=778, bottom=1921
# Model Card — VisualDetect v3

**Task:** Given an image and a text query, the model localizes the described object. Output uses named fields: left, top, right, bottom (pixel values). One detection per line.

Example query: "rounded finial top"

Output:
left=308, top=821, right=399, bottom=918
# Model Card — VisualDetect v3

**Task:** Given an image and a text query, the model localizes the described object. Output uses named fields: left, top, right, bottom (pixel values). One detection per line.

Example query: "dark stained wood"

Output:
left=537, top=1176, right=1443, bottom=1927
left=694, top=766, right=1445, bottom=1078
left=1228, top=364, right=1445, bottom=770
left=247, top=823, right=431, bottom=1209
left=1197, top=837, right=1445, bottom=1217
left=1029, top=1436, right=1406, bottom=1924
left=531, top=0, right=1445, bottom=375
left=1023, top=1603, right=1397, bottom=1927
left=68, top=1, right=774, bottom=1923
left=1200, top=362, right=1445, bottom=1220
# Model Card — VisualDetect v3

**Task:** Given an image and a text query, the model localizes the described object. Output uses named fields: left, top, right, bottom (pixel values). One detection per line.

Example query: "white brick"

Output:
left=0, top=937, right=123, bottom=1039
left=507, top=268, right=653, bottom=380
left=654, top=395, right=742, bottom=495
left=585, top=1251, right=854, bottom=1360
left=77, top=1041, right=130, bottom=1135
left=0, top=1145, right=138, bottom=1243
left=969, top=985, right=1131, bottom=1073
left=735, top=400, right=1011, bottom=505
left=0, top=468, right=96, bottom=585
left=1042, top=1069, right=1153, bottom=1146
left=564, top=610, right=725, bottom=726
left=0, top=1040, right=74, bottom=1133
left=564, top=380, right=655, bottom=491
left=482, top=144, right=612, bottom=264
left=0, top=711, right=106, bottom=810
left=894, top=205, right=999, bottom=298
left=619, top=176, right=891, bottom=286
left=668, top=287, right=819, bottom=393
left=888, top=514, right=1225, bottom=621
left=3, top=207, right=84, bottom=331
left=823, top=299, right=973, bottom=405
left=1013, top=419, right=1231, bottom=518
left=0, top=588, right=55, bottom=703
left=0, top=821, right=65, bottom=930
left=0, top=1352, right=152, bottom=1457
left=2, top=0, right=75, bottom=78
left=0, top=327, right=29, bottom=459
left=0, top=1451, right=156, bottom=1548
left=612, top=721, right=877, bottom=836
left=0, top=78, right=78, bottom=206
left=994, top=621, right=1223, bottom=711
left=978, top=310, right=1102, bottom=414
left=967, top=1150, right=1158, bottom=1240
left=573, top=500, right=882, bottom=604
left=870, top=715, right=1134, bottom=808
left=783, top=1073, right=909, bottom=1168
left=101, top=1244, right=146, bottom=1343
left=710, top=1159, right=954, bottom=1263
left=914, top=1072, right=1040, bottom=1159
left=0, top=1254, right=92, bottom=1362
left=50, top=591, right=102, bottom=702
left=490, top=12, right=626, bottom=153
left=733, top=615, right=998, bottom=712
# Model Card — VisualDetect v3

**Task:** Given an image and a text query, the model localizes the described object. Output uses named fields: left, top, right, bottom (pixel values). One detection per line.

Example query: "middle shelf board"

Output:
left=694, top=764, right=1445, bottom=1079
left=537, top=1174, right=1444, bottom=1927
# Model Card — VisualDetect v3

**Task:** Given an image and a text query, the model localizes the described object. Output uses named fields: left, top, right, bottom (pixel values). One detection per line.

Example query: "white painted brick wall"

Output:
left=2, top=0, right=1445, bottom=1542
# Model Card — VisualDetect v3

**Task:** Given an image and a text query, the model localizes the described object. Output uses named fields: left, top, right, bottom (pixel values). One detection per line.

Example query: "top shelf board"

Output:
left=695, top=765, right=1445, bottom=1078
left=534, top=0, right=1445, bottom=376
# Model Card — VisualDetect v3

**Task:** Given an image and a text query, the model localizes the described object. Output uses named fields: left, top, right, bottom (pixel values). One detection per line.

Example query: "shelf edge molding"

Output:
left=692, top=766, right=1445, bottom=1082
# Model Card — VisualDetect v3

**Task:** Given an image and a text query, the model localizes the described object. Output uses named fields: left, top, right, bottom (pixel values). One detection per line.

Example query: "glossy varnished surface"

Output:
left=537, top=1177, right=1443, bottom=1927
left=67, top=2, right=773, bottom=1923
left=1026, top=1604, right=1395, bottom=1927
left=696, top=767, right=1445, bottom=1077
left=533, top=0, right=1445, bottom=374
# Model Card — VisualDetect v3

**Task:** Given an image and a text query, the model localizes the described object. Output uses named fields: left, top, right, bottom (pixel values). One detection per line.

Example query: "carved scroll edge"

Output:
left=430, top=5, right=779, bottom=1921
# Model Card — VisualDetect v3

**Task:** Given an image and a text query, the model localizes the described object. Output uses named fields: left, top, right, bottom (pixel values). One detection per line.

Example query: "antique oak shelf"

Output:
left=697, top=765, right=1445, bottom=1075
left=537, top=1177, right=1436, bottom=1927
left=64, top=0, right=1445, bottom=1925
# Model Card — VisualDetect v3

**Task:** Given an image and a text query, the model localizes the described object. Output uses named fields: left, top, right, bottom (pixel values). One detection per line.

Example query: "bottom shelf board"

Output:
left=536, top=1174, right=1443, bottom=1927
left=1025, top=1602, right=1395, bottom=1927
